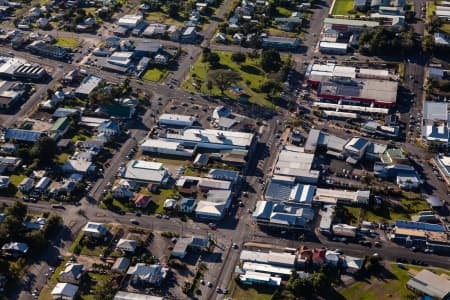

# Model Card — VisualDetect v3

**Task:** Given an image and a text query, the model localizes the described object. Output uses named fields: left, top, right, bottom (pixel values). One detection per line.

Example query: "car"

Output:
left=232, top=243, right=238, bottom=249
left=135, top=212, right=141, bottom=217
left=216, top=288, right=222, bottom=293
left=335, top=249, right=342, bottom=254
left=57, top=255, right=64, bottom=260
left=200, top=279, right=205, bottom=285
left=238, top=201, right=244, bottom=207
left=411, top=246, right=417, bottom=252
left=207, top=282, right=213, bottom=287
left=155, top=214, right=162, bottom=218
left=208, top=223, right=217, bottom=230
left=374, top=241, right=382, bottom=247
left=163, top=215, right=170, bottom=219
left=223, top=289, right=228, bottom=294
left=130, top=219, right=139, bottom=225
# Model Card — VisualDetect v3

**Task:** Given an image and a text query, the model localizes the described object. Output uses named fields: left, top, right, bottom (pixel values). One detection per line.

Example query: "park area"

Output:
left=181, top=51, right=287, bottom=108
left=332, top=0, right=355, bottom=15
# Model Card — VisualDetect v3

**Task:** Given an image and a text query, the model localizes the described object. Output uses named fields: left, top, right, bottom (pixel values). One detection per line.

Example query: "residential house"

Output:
left=59, top=263, right=85, bottom=284
left=127, top=263, right=169, bottom=287
left=50, top=117, right=71, bottom=139
left=134, top=193, right=151, bottom=208
left=97, top=120, right=120, bottom=136
left=0, top=176, right=10, bottom=189
left=171, top=236, right=209, bottom=259
left=82, top=222, right=108, bottom=237
left=116, top=239, right=138, bottom=253
left=51, top=283, right=79, bottom=300
left=18, top=177, right=34, bottom=193
left=1, top=242, right=28, bottom=256
left=112, top=257, right=130, bottom=273
left=0, top=156, right=22, bottom=173
left=195, top=189, right=232, bottom=220
left=179, top=197, right=196, bottom=213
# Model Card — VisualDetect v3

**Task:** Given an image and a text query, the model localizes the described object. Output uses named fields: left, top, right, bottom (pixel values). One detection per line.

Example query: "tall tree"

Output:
left=93, top=279, right=118, bottom=300
left=231, top=52, right=246, bottom=64
left=207, top=70, right=242, bottom=94
left=261, top=48, right=282, bottom=72
left=31, top=136, right=57, bottom=164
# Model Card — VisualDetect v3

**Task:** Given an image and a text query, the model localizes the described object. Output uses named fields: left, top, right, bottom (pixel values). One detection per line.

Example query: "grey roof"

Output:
left=207, top=169, right=239, bottom=181
left=395, top=220, right=445, bottom=232
left=135, top=41, right=162, bottom=53
left=75, top=74, right=103, bottom=96
left=265, top=180, right=293, bottom=201
left=425, top=195, right=443, bottom=207
left=407, top=270, right=450, bottom=299
left=114, top=291, right=164, bottom=300
left=53, top=108, right=79, bottom=118
left=5, top=128, right=43, bottom=142
left=112, top=257, right=130, bottom=271
left=423, top=102, right=448, bottom=121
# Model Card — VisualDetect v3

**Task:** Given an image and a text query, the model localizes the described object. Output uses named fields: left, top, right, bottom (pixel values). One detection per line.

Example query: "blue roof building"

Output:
left=5, top=128, right=43, bottom=142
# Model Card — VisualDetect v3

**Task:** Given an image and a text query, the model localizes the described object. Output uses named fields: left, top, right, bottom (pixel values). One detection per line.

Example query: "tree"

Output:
left=7, top=201, right=27, bottom=221
left=167, top=2, right=179, bottom=18
left=43, top=215, right=63, bottom=239
left=93, top=279, right=118, bottom=300
left=206, top=52, right=220, bottom=68
left=206, top=80, right=213, bottom=94
left=31, top=136, right=57, bottom=164
left=260, top=80, right=283, bottom=100
left=422, top=34, right=435, bottom=53
left=207, top=69, right=242, bottom=94
left=231, top=52, right=246, bottom=64
left=261, top=48, right=282, bottom=72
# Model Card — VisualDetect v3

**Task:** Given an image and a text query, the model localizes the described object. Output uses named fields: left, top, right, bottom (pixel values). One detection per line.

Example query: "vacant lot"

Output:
left=55, top=37, right=79, bottom=49
left=230, top=281, right=275, bottom=300
left=332, top=0, right=354, bottom=15
left=142, top=68, right=168, bottom=82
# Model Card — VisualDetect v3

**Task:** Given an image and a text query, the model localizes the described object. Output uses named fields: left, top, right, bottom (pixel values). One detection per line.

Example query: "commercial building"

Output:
left=323, top=18, right=379, bottom=33
left=4, top=128, right=44, bottom=142
left=317, top=77, right=398, bottom=107
left=107, top=52, right=133, bottom=67
left=319, top=205, right=335, bottom=233
left=273, top=145, right=319, bottom=184
left=171, top=236, right=209, bottom=259
left=240, top=250, right=296, bottom=268
left=0, top=80, right=25, bottom=110
left=343, top=137, right=370, bottom=164
left=314, top=188, right=370, bottom=205
left=140, top=139, right=195, bottom=158
left=122, top=160, right=169, bottom=184
left=265, top=180, right=315, bottom=204
left=422, top=102, right=449, bottom=145
left=74, top=75, right=103, bottom=98
left=164, top=128, right=255, bottom=151
left=319, top=41, right=348, bottom=54
left=118, top=14, right=143, bottom=28
left=12, top=63, right=47, bottom=80
left=252, top=200, right=315, bottom=229
left=239, top=271, right=281, bottom=286
left=158, top=113, right=196, bottom=127
left=262, top=36, right=299, bottom=49
left=113, top=292, right=164, bottom=300
left=433, top=155, right=450, bottom=185
left=180, top=26, right=197, bottom=42
left=242, top=262, right=292, bottom=277
left=406, top=269, right=450, bottom=299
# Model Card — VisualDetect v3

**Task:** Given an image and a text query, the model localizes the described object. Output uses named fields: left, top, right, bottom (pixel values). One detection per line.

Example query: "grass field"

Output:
left=340, top=264, right=417, bottom=300
left=332, top=0, right=354, bottom=15
left=440, top=23, right=450, bottom=35
left=55, top=37, right=79, bottom=49
left=181, top=52, right=274, bottom=107
left=142, top=68, right=169, bottom=82
left=149, top=188, right=181, bottom=214
left=230, top=282, right=276, bottom=300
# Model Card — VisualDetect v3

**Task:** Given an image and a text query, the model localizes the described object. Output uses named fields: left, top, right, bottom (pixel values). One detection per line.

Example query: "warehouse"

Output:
left=242, top=262, right=292, bottom=277
left=407, top=270, right=450, bottom=299
left=240, top=250, right=296, bottom=268
left=140, top=139, right=195, bottom=158
left=158, top=114, right=196, bottom=127
left=319, top=41, right=348, bottom=54
left=273, top=145, right=320, bottom=184
left=314, top=188, right=370, bottom=205
left=323, top=18, right=379, bottom=33
left=75, top=75, right=103, bottom=98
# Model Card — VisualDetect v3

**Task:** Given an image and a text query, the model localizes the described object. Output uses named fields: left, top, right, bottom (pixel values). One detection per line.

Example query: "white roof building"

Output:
left=164, top=128, right=254, bottom=150
left=140, top=139, right=195, bottom=158
left=195, top=189, right=232, bottom=220
left=273, top=145, right=319, bottom=184
left=159, top=113, right=195, bottom=127
left=51, top=283, right=79, bottom=300
left=122, top=160, right=168, bottom=184
left=239, top=270, right=282, bottom=286
left=240, top=250, right=296, bottom=268
left=407, top=269, right=450, bottom=299
left=118, top=14, right=143, bottom=28
left=82, top=222, right=108, bottom=236
left=242, top=262, right=292, bottom=277
left=314, top=188, right=370, bottom=205
left=116, top=239, right=138, bottom=253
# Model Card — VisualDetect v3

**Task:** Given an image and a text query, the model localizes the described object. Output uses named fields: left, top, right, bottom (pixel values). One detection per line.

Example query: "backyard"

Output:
left=181, top=51, right=275, bottom=107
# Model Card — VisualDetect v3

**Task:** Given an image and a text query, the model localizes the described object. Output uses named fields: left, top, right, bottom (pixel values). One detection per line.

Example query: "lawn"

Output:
left=55, top=153, right=70, bottom=164
left=68, top=231, right=84, bottom=253
left=149, top=188, right=181, bottom=214
left=142, top=68, right=169, bottom=82
left=145, top=10, right=186, bottom=27
left=55, top=37, right=79, bottom=49
left=340, top=264, right=417, bottom=299
left=71, top=133, right=91, bottom=142
left=181, top=52, right=274, bottom=107
left=343, top=206, right=361, bottom=225
left=439, top=23, right=450, bottom=35
left=230, top=282, right=276, bottom=300
left=332, top=0, right=355, bottom=15
left=10, top=174, right=26, bottom=197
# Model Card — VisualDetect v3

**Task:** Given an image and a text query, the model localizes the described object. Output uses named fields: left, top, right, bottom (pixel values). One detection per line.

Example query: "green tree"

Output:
left=168, top=2, right=179, bottom=18
left=43, top=215, right=63, bottom=239
left=422, top=34, right=435, bottom=53
left=93, top=279, right=118, bottom=300
left=26, top=231, right=48, bottom=253
left=261, top=48, right=282, bottom=72
left=207, top=69, right=242, bottom=94
left=231, top=52, right=246, bottom=64
left=31, top=136, right=57, bottom=164
left=206, top=52, right=220, bottom=68
left=7, top=201, right=27, bottom=221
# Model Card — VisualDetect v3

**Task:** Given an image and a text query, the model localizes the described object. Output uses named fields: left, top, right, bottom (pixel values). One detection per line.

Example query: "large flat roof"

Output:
left=165, top=128, right=254, bottom=148
left=407, top=270, right=450, bottom=300
left=423, top=101, right=448, bottom=121
left=324, top=18, right=379, bottom=27
left=75, top=74, right=103, bottom=96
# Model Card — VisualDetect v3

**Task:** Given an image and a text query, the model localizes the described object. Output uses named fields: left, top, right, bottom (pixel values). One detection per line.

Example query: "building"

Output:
left=116, top=239, right=138, bottom=253
left=118, top=14, right=143, bottom=28
left=323, top=18, right=379, bottom=33
left=18, top=177, right=34, bottom=192
left=180, top=26, right=197, bottom=42
left=261, top=36, right=299, bottom=49
left=195, top=189, right=232, bottom=220
left=252, top=200, right=315, bottom=229
left=354, top=0, right=367, bottom=10
left=98, top=120, right=120, bottom=136
left=59, top=263, right=84, bottom=284
left=317, top=77, right=398, bottom=108
left=434, top=155, right=450, bottom=185
left=273, top=146, right=319, bottom=184
left=122, top=160, right=169, bottom=184
left=344, top=137, right=370, bottom=164
left=422, top=102, right=449, bottom=145
left=319, top=41, right=348, bottom=54
left=82, top=222, right=108, bottom=237
left=0, top=80, right=25, bottom=109
left=33, top=176, right=51, bottom=193
left=240, top=250, right=296, bottom=268
left=74, top=75, right=103, bottom=98
left=332, top=224, right=357, bottom=237
left=380, top=148, right=407, bottom=164
left=1, top=242, right=28, bottom=256
left=50, top=117, right=70, bottom=138
left=319, top=205, right=335, bottom=234
left=108, top=52, right=133, bottom=67
left=4, top=128, right=43, bottom=142
left=265, top=180, right=315, bottom=204
left=62, top=157, right=95, bottom=174
left=113, top=292, right=164, bottom=300
left=133, top=41, right=162, bottom=58
left=0, top=156, right=22, bottom=172
left=159, top=113, right=196, bottom=127
left=164, top=128, right=255, bottom=151
left=127, top=263, right=168, bottom=286
left=111, top=257, right=130, bottom=273
left=140, top=139, right=195, bottom=158
left=207, top=169, right=240, bottom=183
left=171, top=236, right=209, bottom=259
left=239, top=270, right=282, bottom=286
left=51, top=283, right=79, bottom=300
left=406, top=269, right=450, bottom=299
left=314, top=188, right=370, bottom=205
left=26, top=41, right=66, bottom=59
left=242, top=262, right=292, bottom=277
left=396, top=173, right=420, bottom=189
